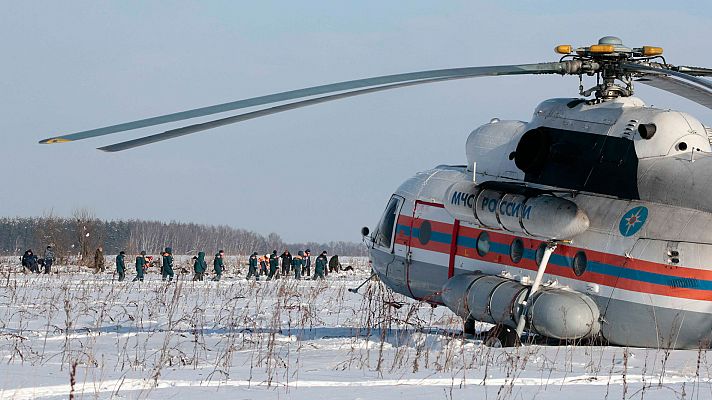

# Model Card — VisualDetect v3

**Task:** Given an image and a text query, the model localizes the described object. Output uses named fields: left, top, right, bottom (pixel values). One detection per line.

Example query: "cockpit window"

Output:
left=375, top=195, right=403, bottom=249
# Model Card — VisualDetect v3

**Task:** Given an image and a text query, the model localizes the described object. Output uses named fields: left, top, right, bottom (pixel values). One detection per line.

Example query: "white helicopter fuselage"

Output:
left=368, top=96, right=712, bottom=349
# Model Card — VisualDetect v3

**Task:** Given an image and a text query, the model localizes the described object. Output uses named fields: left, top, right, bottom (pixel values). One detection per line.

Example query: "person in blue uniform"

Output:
left=267, top=250, right=279, bottom=280
left=314, top=251, right=328, bottom=280
left=292, top=251, right=304, bottom=280
left=213, top=250, right=225, bottom=281
left=162, top=247, right=174, bottom=282
left=247, top=252, right=259, bottom=280
left=132, top=251, right=146, bottom=282
left=193, top=251, right=207, bottom=281
left=116, top=251, right=126, bottom=281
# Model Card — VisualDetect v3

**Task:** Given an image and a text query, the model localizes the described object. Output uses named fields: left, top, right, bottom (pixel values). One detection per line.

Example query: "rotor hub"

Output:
left=555, top=36, right=665, bottom=100
left=598, top=36, right=622, bottom=45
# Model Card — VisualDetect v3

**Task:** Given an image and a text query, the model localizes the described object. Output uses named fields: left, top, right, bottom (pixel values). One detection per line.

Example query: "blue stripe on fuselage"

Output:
left=396, top=223, right=712, bottom=292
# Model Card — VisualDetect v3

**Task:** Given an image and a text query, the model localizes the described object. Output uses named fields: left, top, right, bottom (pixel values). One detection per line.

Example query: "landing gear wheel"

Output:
left=463, top=317, right=477, bottom=336
left=484, top=325, right=519, bottom=347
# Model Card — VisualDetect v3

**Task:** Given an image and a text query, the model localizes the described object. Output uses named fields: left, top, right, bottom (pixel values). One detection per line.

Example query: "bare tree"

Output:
left=0, top=215, right=367, bottom=257
left=72, top=208, right=102, bottom=266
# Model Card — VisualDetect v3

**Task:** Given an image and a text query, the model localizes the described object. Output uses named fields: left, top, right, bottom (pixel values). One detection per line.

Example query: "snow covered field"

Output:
left=0, top=256, right=711, bottom=399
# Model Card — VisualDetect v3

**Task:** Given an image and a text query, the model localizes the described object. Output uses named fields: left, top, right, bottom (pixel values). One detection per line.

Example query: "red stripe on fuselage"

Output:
left=396, top=212, right=712, bottom=301
left=455, top=222, right=712, bottom=281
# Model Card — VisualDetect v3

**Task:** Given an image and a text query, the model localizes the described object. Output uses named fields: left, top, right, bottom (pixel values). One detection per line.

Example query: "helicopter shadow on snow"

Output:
left=5, top=324, right=481, bottom=348
left=20, top=324, right=583, bottom=348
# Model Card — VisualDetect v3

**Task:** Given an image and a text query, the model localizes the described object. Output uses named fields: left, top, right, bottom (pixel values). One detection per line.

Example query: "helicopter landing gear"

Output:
left=484, top=325, right=519, bottom=348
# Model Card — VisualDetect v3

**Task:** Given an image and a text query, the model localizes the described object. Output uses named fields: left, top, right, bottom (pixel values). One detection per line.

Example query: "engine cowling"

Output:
left=442, top=273, right=600, bottom=340
left=444, top=182, right=589, bottom=240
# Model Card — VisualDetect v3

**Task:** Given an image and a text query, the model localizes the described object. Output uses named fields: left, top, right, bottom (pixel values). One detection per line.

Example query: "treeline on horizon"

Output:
left=0, top=211, right=367, bottom=263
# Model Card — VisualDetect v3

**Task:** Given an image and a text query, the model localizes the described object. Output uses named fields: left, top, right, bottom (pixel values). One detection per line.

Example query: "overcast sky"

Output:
left=2, top=1, right=712, bottom=243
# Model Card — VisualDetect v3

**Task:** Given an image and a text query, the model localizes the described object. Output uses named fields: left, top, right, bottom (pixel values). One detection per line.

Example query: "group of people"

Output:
left=246, top=249, right=337, bottom=281
left=20, top=246, right=54, bottom=274
left=115, top=248, right=344, bottom=282
left=20, top=245, right=347, bottom=282
left=116, top=249, right=166, bottom=282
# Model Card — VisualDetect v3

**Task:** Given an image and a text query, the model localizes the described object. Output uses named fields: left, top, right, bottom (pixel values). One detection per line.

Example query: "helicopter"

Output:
left=41, top=36, right=712, bottom=349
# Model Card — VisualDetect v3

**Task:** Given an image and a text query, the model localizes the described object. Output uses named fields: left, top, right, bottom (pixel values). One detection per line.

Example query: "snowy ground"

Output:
left=0, top=257, right=711, bottom=399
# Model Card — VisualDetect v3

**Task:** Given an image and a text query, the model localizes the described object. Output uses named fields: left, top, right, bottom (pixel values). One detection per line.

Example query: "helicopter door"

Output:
left=373, top=195, right=410, bottom=296
left=405, top=200, right=452, bottom=301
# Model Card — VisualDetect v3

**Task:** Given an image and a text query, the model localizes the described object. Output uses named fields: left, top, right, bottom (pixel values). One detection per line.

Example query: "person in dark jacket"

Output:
left=267, top=250, right=279, bottom=280
left=193, top=251, right=207, bottom=281
left=116, top=251, right=126, bottom=281
left=22, top=249, right=39, bottom=273
left=314, top=251, right=328, bottom=280
left=30, top=252, right=39, bottom=273
left=292, top=251, right=304, bottom=280
left=94, top=247, right=105, bottom=273
left=20, top=250, right=29, bottom=273
left=162, top=247, right=174, bottom=282
left=133, top=251, right=146, bottom=282
left=280, top=250, right=292, bottom=276
left=213, top=250, right=225, bottom=281
left=247, top=252, right=259, bottom=280
left=31, top=251, right=40, bottom=273
left=302, top=249, right=311, bottom=276
left=328, top=255, right=341, bottom=273
left=43, top=245, right=55, bottom=274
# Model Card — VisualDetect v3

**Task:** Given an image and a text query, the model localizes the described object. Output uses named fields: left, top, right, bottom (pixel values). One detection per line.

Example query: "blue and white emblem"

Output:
left=619, top=206, right=648, bottom=237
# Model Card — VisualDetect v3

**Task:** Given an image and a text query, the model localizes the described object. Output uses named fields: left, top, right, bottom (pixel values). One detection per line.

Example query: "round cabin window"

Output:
left=510, top=238, right=524, bottom=263
left=418, top=220, right=432, bottom=245
left=476, top=231, right=490, bottom=257
left=572, top=251, right=588, bottom=276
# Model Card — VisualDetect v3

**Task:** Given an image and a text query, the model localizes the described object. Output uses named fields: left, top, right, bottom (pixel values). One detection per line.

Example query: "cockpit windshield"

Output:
left=375, top=195, right=403, bottom=249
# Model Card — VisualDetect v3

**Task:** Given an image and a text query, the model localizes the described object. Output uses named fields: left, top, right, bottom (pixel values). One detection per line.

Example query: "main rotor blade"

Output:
left=636, top=74, right=712, bottom=110
left=670, top=65, right=712, bottom=76
left=674, top=65, right=712, bottom=77
left=97, top=73, right=499, bottom=152
left=625, top=62, right=712, bottom=110
left=624, top=63, right=712, bottom=91
left=41, top=62, right=569, bottom=144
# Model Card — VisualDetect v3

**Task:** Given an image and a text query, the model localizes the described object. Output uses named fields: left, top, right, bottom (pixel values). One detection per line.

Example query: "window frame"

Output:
left=476, top=231, right=491, bottom=257
left=373, top=195, right=404, bottom=251
left=510, top=238, right=524, bottom=264
left=417, top=220, right=432, bottom=245
left=572, top=251, right=588, bottom=276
